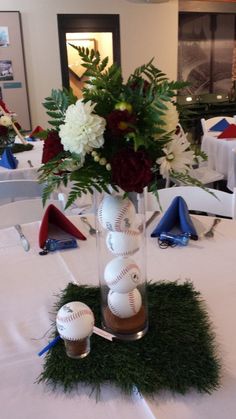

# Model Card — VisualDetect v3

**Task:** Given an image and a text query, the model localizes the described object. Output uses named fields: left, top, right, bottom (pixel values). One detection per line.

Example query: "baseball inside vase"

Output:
left=94, top=190, right=148, bottom=341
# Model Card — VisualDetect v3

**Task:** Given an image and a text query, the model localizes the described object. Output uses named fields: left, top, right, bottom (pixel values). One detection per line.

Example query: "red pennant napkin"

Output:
left=39, top=204, right=86, bottom=248
left=29, top=125, right=44, bottom=138
left=217, top=124, right=236, bottom=139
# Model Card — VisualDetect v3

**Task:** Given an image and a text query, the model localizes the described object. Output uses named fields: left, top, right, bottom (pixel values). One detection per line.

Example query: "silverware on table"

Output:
left=14, top=224, right=30, bottom=251
left=204, top=218, right=221, bottom=238
left=80, top=216, right=99, bottom=236
left=27, top=159, right=34, bottom=168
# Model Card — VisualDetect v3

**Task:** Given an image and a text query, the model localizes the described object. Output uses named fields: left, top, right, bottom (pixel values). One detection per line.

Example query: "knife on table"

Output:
left=14, top=224, right=30, bottom=251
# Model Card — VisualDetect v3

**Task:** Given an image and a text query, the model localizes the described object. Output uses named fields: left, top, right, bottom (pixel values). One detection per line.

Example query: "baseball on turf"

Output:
left=104, top=256, right=141, bottom=293
left=98, top=194, right=136, bottom=231
left=108, top=288, right=142, bottom=318
left=106, top=230, right=140, bottom=256
left=56, top=301, right=95, bottom=341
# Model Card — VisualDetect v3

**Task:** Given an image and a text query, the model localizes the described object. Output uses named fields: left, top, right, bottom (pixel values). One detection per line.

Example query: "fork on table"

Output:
left=204, top=218, right=221, bottom=238
left=80, top=216, right=99, bottom=236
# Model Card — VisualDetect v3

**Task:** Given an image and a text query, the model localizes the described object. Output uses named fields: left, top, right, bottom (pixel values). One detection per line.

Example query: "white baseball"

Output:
left=98, top=194, right=136, bottom=231
left=56, top=301, right=95, bottom=341
left=106, top=230, right=140, bottom=256
left=108, top=288, right=142, bottom=318
left=104, top=257, right=141, bottom=293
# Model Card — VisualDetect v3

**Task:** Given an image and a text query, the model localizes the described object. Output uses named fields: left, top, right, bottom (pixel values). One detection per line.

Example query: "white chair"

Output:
left=0, top=180, right=44, bottom=203
left=201, top=116, right=236, bottom=135
left=0, top=198, right=64, bottom=229
left=146, top=186, right=236, bottom=219
left=173, top=124, right=224, bottom=186
left=169, top=166, right=224, bottom=188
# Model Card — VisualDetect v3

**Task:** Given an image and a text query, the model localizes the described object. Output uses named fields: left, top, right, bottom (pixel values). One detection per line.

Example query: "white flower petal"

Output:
left=59, top=99, right=106, bottom=158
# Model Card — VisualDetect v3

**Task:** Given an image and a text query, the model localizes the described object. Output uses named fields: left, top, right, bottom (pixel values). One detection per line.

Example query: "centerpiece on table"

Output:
left=38, top=48, right=205, bottom=341
left=0, top=114, right=19, bottom=148
left=0, top=100, right=27, bottom=148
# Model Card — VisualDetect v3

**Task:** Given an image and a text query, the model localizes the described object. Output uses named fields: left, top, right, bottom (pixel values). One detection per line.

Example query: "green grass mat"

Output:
left=38, top=281, right=221, bottom=396
left=0, top=143, right=34, bottom=155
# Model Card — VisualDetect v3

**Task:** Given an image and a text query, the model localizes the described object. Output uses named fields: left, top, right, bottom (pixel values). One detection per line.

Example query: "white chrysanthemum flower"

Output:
left=157, top=135, right=195, bottom=179
left=59, top=99, right=106, bottom=159
left=162, top=101, right=179, bottom=133
left=0, top=115, right=12, bottom=127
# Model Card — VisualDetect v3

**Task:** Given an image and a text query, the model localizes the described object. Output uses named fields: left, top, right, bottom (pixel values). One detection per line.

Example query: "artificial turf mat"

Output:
left=38, top=281, right=221, bottom=396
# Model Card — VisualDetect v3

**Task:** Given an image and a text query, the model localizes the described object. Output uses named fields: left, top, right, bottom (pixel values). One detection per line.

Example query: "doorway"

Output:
left=57, top=14, right=121, bottom=97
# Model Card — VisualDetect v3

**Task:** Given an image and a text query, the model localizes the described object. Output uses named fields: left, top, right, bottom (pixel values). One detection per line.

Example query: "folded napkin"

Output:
left=39, top=204, right=86, bottom=248
left=0, top=147, right=18, bottom=169
left=26, top=136, right=37, bottom=142
left=209, top=118, right=230, bottom=132
left=151, top=196, right=198, bottom=240
left=29, top=125, right=44, bottom=139
left=217, top=124, right=236, bottom=139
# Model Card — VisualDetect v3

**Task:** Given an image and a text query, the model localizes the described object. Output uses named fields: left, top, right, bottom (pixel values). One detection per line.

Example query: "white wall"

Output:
left=1, top=0, right=179, bottom=128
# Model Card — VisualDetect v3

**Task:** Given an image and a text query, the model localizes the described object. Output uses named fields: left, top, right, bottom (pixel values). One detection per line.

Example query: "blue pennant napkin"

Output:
left=209, top=118, right=230, bottom=132
left=26, top=136, right=37, bottom=142
left=151, top=196, right=198, bottom=240
left=0, top=147, right=18, bottom=169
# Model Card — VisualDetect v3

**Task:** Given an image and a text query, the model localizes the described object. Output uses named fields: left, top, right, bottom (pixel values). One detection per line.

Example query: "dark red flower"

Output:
left=129, top=79, right=150, bottom=95
left=111, top=148, right=153, bottom=193
left=42, top=130, right=64, bottom=163
left=107, top=110, right=136, bottom=137
left=0, top=125, right=8, bottom=136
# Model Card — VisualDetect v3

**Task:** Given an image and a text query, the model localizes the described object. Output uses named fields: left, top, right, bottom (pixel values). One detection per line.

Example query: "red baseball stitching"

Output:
left=110, top=247, right=140, bottom=256
left=108, top=300, right=122, bottom=317
left=114, top=200, right=133, bottom=231
left=128, top=292, right=136, bottom=314
left=57, top=309, right=92, bottom=323
left=108, top=263, right=138, bottom=286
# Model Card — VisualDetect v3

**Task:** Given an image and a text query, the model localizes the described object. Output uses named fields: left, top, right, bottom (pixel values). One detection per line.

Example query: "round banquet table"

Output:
left=201, top=134, right=236, bottom=191
left=0, top=140, right=43, bottom=181
left=0, top=213, right=236, bottom=419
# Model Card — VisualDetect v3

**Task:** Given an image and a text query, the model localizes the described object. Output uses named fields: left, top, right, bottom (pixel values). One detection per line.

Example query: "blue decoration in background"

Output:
left=0, top=147, right=18, bottom=169
left=209, top=118, right=230, bottom=132
left=151, top=196, right=198, bottom=240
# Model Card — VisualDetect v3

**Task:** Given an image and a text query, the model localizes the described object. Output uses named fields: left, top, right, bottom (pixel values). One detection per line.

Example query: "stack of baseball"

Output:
left=98, top=194, right=147, bottom=336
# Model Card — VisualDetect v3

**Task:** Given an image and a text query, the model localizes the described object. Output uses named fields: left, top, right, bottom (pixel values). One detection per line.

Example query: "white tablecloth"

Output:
left=1, top=214, right=236, bottom=419
left=201, top=134, right=236, bottom=191
left=0, top=140, right=43, bottom=181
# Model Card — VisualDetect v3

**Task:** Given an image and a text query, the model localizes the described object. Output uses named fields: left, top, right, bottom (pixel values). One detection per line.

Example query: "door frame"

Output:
left=57, top=14, right=121, bottom=89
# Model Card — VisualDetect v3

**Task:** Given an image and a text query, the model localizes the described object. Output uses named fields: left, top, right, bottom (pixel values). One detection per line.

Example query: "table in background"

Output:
left=0, top=140, right=43, bottom=181
left=201, top=134, right=236, bottom=191
left=1, top=214, right=236, bottom=419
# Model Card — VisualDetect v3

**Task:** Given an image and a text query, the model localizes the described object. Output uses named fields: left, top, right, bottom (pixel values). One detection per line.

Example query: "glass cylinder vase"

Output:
left=94, top=189, right=148, bottom=341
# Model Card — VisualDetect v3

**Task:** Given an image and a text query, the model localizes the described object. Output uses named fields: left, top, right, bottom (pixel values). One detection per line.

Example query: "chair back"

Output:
left=201, top=116, right=236, bottom=135
left=0, top=180, right=44, bottom=202
left=146, top=186, right=236, bottom=219
left=0, top=198, right=63, bottom=229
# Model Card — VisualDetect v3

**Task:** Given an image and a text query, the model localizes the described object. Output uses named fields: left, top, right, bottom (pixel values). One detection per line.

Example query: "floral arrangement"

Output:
left=0, top=115, right=18, bottom=140
left=0, top=101, right=22, bottom=146
left=39, top=48, right=204, bottom=206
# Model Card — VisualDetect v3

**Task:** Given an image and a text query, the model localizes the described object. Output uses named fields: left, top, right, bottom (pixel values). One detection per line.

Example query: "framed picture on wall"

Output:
left=0, top=26, right=10, bottom=47
left=0, top=11, right=31, bottom=130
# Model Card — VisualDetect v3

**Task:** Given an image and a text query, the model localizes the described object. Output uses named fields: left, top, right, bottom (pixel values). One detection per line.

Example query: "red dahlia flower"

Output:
left=42, top=130, right=64, bottom=163
left=111, top=148, right=153, bottom=193
left=107, top=110, right=136, bottom=137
